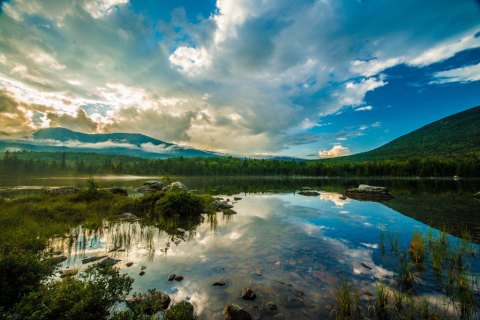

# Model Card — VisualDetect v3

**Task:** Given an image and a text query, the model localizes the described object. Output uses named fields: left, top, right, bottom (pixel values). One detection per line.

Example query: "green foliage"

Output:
left=333, top=281, right=359, bottom=320
left=0, top=248, right=56, bottom=309
left=165, top=301, right=198, bottom=320
left=155, top=191, right=205, bottom=218
left=11, top=264, right=133, bottom=320
left=125, top=289, right=171, bottom=315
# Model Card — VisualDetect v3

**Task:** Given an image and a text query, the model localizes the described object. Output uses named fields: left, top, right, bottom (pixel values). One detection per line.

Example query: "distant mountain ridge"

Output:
left=342, top=105, right=480, bottom=161
left=0, top=127, right=220, bottom=159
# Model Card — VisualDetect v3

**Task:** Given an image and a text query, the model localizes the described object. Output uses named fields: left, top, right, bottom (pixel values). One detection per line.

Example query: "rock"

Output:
left=177, top=228, right=186, bottom=233
left=345, top=184, right=393, bottom=201
left=339, top=195, right=347, bottom=200
left=241, top=305, right=262, bottom=320
left=266, top=301, right=277, bottom=311
left=241, top=288, right=256, bottom=300
left=109, top=187, right=128, bottom=196
left=474, top=192, right=480, bottom=199
left=136, top=181, right=166, bottom=194
left=168, top=274, right=176, bottom=281
left=82, top=255, right=107, bottom=264
left=141, top=265, right=147, bottom=270
left=213, top=201, right=234, bottom=210
left=175, top=274, right=184, bottom=281
left=126, top=262, right=134, bottom=267
left=139, top=271, right=145, bottom=276
left=98, top=257, right=121, bottom=267
left=162, top=181, right=188, bottom=192
left=223, top=208, right=237, bottom=215
left=60, top=268, right=78, bottom=277
left=298, top=190, right=320, bottom=196
left=213, top=279, right=226, bottom=286
left=44, top=187, right=80, bottom=195
left=234, top=197, right=242, bottom=201
left=117, top=212, right=139, bottom=221
left=126, top=289, right=171, bottom=315
left=223, top=304, right=253, bottom=320
left=50, top=255, right=68, bottom=264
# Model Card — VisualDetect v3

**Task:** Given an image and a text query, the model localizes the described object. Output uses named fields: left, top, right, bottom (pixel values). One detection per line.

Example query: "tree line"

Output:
left=1, top=151, right=479, bottom=178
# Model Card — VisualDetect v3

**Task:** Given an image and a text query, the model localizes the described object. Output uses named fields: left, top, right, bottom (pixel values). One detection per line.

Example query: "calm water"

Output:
left=2, top=176, right=480, bottom=318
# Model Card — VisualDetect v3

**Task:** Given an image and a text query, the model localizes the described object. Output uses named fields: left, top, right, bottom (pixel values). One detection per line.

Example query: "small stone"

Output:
left=141, top=265, right=147, bottom=270
left=175, top=274, right=184, bottom=281
left=168, top=274, right=176, bottom=281
left=139, top=271, right=145, bottom=276
left=241, top=288, right=256, bottom=300
left=265, top=302, right=277, bottom=311
left=126, top=262, right=134, bottom=267
left=213, top=279, right=226, bottom=286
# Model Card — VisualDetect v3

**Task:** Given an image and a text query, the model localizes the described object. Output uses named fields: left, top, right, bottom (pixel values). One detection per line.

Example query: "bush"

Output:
left=155, top=191, right=204, bottom=218
left=165, top=301, right=198, bottom=320
left=12, top=264, right=133, bottom=320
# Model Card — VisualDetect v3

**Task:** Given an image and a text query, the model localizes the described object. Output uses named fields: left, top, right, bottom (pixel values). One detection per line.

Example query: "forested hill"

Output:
left=344, top=105, right=480, bottom=161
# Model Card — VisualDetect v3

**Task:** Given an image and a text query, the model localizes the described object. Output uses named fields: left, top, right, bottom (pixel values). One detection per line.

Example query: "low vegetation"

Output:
left=0, top=179, right=206, bottom=319
left=333, top=229, right=480, bottom=319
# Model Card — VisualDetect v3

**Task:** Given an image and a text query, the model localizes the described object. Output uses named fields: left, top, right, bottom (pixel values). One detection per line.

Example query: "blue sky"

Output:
left=0, top=0, right=479, bottom=158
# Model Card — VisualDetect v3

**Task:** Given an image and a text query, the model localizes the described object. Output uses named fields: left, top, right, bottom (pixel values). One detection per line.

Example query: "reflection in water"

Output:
left=47, top=190, right=479, bottom=319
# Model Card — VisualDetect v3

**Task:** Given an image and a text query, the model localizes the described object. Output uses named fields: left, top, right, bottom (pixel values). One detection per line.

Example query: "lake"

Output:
left=2, top=176, right=480, bottom=319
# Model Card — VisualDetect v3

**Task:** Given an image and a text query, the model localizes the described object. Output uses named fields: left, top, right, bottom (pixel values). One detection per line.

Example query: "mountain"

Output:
left=0, top=127, right=220, bottom=159
left=341, top=105, right=480, bottom=161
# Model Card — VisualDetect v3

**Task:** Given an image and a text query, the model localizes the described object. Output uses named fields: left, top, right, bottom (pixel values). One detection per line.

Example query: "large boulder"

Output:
left=136, top=181, right=166, bottom=194
left=162, top=181, right=188, bottom=192
left=345, top=184, right=393, bottom=201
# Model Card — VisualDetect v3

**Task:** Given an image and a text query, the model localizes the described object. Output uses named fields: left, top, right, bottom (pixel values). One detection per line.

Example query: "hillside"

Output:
left=0, top=128, right=220, bottom=159
left=343, top=105, right=480, bottom=161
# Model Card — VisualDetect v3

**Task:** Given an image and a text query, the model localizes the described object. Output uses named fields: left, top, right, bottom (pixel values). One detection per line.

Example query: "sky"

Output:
left=0, top=0, right=479, bottom=158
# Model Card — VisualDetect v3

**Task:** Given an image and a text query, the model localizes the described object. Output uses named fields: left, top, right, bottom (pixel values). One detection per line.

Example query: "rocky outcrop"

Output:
left=162, top=182, right=188, bottom=192
left=345, top=184, right=393, bottom=201
left=136, top=181, right=166, bottom=193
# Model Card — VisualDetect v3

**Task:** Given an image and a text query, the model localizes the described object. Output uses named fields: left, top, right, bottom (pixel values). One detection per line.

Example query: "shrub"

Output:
left=165, top=301, right=198, bottom=320
left=155, top=191, right=204, bottom=218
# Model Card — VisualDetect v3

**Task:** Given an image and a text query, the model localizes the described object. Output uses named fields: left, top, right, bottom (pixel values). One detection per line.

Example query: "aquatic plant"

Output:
left=373, top=284, right=389, bottom=320
left=409, top=231, right=426, bottom=264
left=332, top=281, right=356, bottom=320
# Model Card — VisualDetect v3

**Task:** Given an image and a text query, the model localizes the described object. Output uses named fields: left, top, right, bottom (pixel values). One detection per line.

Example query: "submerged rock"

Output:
left=168, top=274, right=176, bottom=281
left=298, top=190, right=320, bottom=196
left=213, top=201, right=234, bottom=210
left=126, top=262, right=134, bottom=267
left=98, top=257, right=121, bottom=267
left=126, top=289, right=171, bottom=315
left=223, top=304, right=253, bottom=320
left=241, top=288, right=256, bottom=300
left=213, top=279, right=226, bottom=286
left=50, top=255, right=68, bottom=264
left=223, top=208, right=237, bottom=215
left=345, top=184, right=393, bottom=201
left=81, top=255, right=107, bottom=264
left=60, top=268, right=78, bottom=277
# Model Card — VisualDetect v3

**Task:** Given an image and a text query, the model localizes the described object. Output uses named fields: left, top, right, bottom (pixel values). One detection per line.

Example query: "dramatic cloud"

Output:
left=318, top=145, right=351, bottom=158
left=432, top=63, right=480, bottom=84
left=0, top=0, right=478, bottom=155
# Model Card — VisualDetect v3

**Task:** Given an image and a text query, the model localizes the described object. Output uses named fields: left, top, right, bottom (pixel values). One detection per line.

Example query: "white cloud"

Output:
left=169, top=47, right=212, bottom=76
left=355, top=105, right=373, bottom=112
left=83, top=0, right=129, bottom=19
left=432, top=63, right=480, bottom=84
left=318, top=144, right=351, bottom=158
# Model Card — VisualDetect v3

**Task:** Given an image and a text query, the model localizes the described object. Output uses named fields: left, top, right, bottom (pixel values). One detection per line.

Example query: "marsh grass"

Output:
left=332, top=281, right=360, bottom=320
left=334, top=228, right=480, bottom=319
